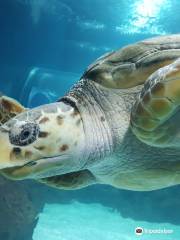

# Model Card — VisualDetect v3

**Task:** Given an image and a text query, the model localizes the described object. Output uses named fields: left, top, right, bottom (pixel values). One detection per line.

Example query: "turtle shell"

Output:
left=83, top=34, right=180, bottom=89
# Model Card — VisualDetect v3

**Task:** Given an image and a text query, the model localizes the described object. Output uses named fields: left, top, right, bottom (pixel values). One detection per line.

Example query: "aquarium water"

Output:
left=33, top=201, right=180, bottom=240
left=1, top=0, right=180, bottom=240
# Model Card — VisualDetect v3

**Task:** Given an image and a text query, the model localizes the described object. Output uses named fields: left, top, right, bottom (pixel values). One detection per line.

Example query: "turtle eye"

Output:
left=21, top=129, right=31, bottom=140
left=9, top=122, right=39, bottom=146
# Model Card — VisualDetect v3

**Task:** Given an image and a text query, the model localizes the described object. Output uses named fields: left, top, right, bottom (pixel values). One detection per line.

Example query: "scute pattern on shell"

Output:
left=0, top=96, right=26, bottom=126
left=131, top=58, right=180, bottom=147
left=83, top=34, right=180, bottom=89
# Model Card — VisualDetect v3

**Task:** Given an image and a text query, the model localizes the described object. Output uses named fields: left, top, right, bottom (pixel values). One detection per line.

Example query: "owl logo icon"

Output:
left=135, top=227, right=143, bottom=235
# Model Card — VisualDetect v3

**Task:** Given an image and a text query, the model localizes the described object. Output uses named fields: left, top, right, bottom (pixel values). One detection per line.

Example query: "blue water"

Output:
left=34, top=202, right=180, bottom=240
left=32, top=183, right=180, bottom=240
left=1, top=0, right=180, bottom=239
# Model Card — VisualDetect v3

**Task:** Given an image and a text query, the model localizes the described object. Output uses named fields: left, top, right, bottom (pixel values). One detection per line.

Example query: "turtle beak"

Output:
left=1, top=158, right=47, bottom=180
left=1, top=154, right=70, bottom=180
left=1, top=163, right=36, bottom=180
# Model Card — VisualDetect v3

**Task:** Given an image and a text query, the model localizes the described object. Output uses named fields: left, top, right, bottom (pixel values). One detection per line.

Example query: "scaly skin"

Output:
left=59, top=79, right=180, bottom=191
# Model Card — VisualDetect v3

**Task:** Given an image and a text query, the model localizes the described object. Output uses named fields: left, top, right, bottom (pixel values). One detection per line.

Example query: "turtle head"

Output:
left=0, top=101, right=85, bottom=180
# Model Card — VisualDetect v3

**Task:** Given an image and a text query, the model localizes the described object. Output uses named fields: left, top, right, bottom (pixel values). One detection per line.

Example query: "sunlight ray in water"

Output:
left=115, top=0, right=171, bottom=35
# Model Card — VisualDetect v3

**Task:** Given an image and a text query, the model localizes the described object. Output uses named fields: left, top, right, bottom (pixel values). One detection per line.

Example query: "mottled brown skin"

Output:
left=60, top=144, right=69, bottom=152
left=34, top=146, right=46, bottom=151
left=39, top=131, right=50, bottom=138
left=39, top=117, right=50, bottom=124
left=56, top=115, right=64, bottom=125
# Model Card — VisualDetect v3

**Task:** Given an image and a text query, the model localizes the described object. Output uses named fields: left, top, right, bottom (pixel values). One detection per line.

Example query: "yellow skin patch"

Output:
left=0, top=102, right=85, bottom=180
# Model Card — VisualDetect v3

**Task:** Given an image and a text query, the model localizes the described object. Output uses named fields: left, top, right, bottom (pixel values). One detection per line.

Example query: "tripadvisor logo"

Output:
left=135, top=227, right=143, bottom=235
left=135, top=227, right=173, bottom=235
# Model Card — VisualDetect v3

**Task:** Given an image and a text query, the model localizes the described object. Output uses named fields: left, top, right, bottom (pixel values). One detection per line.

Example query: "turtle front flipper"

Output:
left=131, top=58, right=180, bottom=148
left=38, top=170, right=97, bottom=190
left=0, top=96, right=26, bottom=125
left=84, top=34, right=180, bottom=89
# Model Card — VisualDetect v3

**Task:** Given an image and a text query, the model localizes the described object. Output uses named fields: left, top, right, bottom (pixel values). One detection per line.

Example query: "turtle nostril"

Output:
left=13, top=147, right=21, bottom=154
left=10, top=147, right=22, bottom=161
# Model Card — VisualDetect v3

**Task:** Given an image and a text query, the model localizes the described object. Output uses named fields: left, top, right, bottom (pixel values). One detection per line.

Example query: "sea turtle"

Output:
left=0, top=34, right=180, bottom=191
